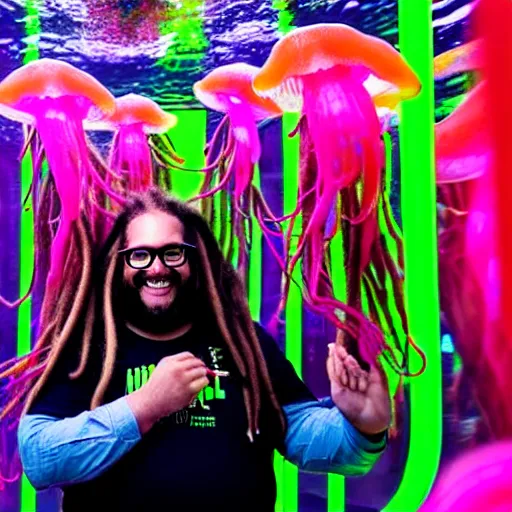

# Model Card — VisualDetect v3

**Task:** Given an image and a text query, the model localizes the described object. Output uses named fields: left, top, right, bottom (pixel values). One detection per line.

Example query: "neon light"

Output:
left=157, top=1, right=208, bottom=67
left=248, top=164, right=262, bottom=321
left=328, top=205, right=347, bottom=512
left=274, top=113, right=301, bottom=511
left=278, top=112, right=302, bottom=512
left=272, top=0, right=294, bottom=35
left=267, top=12, right=296, bottom=510
left=168, top=110, right=206, bottom=201
left=382, top=0, right=442, bottom=509
left=18, top=2, right=40, bottom=511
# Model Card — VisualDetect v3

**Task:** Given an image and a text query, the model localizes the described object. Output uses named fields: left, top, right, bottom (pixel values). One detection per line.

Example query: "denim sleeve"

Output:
left=283, top=398, right=387, bottom=476
left=17, top=396, right=141, bottom=490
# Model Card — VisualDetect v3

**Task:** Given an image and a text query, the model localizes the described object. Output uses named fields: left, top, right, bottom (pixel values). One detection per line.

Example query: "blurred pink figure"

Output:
left=420, top=441, right=512, bottom=512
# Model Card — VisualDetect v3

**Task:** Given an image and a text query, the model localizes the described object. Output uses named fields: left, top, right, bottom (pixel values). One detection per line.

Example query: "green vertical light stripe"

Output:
left=328, top=216, right=346, bottom=512
left=18, top=148, right=34, bottom=359
left=19, top=152, right=36, bottom=512
left=383, top=0, right=442, bottom=510
left=276, top=112, right=301, bottom=512
left=157, top=0, right=208, bottom=68
left=248, top=164, right=262, bottom=321
left=282, top=113, right=302, bottom=374
left=268, top=11, right=296, bottom=511
left=168, top=110, right=206, bottom=201
left=272, top=0, right=294, bottom=35
left=19, top=2, right=40, bottom=511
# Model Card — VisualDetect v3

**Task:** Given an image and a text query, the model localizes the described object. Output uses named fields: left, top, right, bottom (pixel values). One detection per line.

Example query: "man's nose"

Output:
left=147, top=256, right=167, bottom=275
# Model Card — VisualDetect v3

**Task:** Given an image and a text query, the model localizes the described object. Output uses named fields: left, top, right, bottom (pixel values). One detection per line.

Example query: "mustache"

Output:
left=132, top=268, right=183, bottom=289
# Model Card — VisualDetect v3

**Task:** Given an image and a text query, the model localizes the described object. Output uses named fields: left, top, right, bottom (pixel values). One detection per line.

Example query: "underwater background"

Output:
left=0, top=1, right=472, bottom=511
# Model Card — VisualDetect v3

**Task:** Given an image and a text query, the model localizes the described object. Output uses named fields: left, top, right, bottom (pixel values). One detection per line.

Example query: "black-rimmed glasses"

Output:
left=119, top=243, right=196, bottom=270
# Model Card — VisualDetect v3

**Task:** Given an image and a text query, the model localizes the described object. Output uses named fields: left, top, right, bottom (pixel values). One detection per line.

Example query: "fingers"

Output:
left=358, top=372, right=369, bottom=393
left=161, top=353, right=206, bottom=372
left=172, top=352, right=197, bottom=362
left=189, top=376, right=209, bottom=394
left=181, top=358, right=207, bottom=372
left=330, top=343, right=371, bottom=392
left=344, top=355, right=360, bottom=391
left=186, top=366, right=208, bottom=381
left=326, top=345, right=336, bottom=382
left=334, top=343, right=349, bottom=361
left=334, top=345, right=349, bottom=386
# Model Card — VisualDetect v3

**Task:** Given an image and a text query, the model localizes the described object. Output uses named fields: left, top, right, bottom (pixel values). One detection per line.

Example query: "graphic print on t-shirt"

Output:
left=124, top=346, right=227, bottom=428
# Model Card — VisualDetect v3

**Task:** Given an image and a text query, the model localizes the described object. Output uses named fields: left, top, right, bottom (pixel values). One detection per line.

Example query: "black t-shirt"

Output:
left=29, top=322, right=315, bottom=512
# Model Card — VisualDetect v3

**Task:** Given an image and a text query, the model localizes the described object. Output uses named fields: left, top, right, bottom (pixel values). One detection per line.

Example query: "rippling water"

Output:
left=0, top=0, right=472, bottom=112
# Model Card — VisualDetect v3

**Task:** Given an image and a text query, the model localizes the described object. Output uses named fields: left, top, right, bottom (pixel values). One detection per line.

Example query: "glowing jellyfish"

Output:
left=0, top=58, right=122, bottom=323
left=253, top=24, right=420, bottom=365
left=193, top=63, right=283, bottom=273
left=87, top=93, right=179, bottom=196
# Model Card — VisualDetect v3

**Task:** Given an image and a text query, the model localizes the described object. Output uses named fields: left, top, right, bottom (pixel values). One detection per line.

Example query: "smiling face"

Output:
left=122, top=210, right=191, bottom=314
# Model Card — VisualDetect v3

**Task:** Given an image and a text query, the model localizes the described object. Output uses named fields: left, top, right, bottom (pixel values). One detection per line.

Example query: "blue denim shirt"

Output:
left=18, top=397, right=386, bottom=490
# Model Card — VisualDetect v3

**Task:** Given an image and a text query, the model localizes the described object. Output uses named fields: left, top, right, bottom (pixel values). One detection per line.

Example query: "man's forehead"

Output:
left=125, top=211, right=185, bottom=246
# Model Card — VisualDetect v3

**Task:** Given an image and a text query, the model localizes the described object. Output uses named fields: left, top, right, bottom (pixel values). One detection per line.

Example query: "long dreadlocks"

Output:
left=1, top=188, right=285, bottom=441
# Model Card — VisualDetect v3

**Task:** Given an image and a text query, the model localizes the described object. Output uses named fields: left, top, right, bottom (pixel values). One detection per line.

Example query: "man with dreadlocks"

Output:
left=16, top=188, right=390, bottom=512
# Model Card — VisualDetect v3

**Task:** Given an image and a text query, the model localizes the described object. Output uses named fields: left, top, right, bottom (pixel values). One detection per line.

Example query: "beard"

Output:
left=117, top=268, right=200, bottom=334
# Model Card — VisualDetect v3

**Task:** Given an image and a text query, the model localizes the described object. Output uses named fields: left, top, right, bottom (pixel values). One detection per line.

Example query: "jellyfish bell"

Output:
left=87, top=93, right=177, bottom=133
left=254, top=23, right=420, bottom=112
left=194, top=63, right=281, bottom=164
left=86, top=93, right=178, bottom=194
left=192, top=63, right=283, bottom=274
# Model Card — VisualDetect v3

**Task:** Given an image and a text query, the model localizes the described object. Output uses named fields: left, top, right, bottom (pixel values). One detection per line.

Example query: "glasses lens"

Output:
left=129, top=249, right=152, bottom=268
left=163, top=246, right=185, bottom=266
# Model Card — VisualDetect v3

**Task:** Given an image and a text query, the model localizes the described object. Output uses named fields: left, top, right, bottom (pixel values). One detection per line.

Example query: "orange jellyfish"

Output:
left=87, top=93, right=180, bottom=195
left=193, top=63, right=283, bottom=273
left=253, top=24, right=421, bottom=366
left=0, top=58, right=121, bottom=319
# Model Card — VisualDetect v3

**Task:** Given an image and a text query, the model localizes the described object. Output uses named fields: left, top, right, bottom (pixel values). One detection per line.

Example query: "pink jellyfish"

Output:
left=435, top=74, right=512, bottom=438
left=87, top=93, right=180, bottom=196
left=471, top=0, right=512, bottom=438
left=193, top=63, right=283, bottom=273
left=253, top=24, right=421, bottom=366
left=0, top=58, right=125, bottom=326
left=435, top=81, right=491, bottom=430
